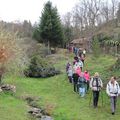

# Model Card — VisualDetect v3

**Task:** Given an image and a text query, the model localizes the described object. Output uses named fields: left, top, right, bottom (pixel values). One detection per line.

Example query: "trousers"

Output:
left=110, top=96, right=117, bottom=113
left=93, top=91, right=99, bottom=107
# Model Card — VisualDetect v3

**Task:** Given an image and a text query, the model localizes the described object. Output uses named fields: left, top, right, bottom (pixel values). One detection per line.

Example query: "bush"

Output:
left=110, top=57, right=120, bottom=70
left=24, top=55, right=60, bottom=78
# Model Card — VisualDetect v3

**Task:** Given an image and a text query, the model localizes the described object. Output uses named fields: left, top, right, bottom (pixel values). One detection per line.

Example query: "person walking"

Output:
left=66, top=62, right=70, bottom=73
left=77, top=59, right=83, bottom=71
left=80, top=54, right=85, bottom=65
left=84, top=70, right=90, bottom=92
left=72, top=72, right=79, bottom=93
left=106, top=76, right=120, bottom=115
left=90, top=72, right=103, bottom=108
left=83, top=49, right=86, bottom=57
left=67, top=65, right=73, bottom=83
left=78, top=72, right=86, bottom=97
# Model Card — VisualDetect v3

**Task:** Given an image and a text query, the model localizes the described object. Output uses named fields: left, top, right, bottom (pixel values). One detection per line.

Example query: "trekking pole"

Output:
left=100, top=90, right=103, bottom=107
left=89, top=90, right=92, bottom=107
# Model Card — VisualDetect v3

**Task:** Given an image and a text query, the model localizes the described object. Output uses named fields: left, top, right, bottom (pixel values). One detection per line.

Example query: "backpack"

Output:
left=92, top=77, right=101, bottom=88
left=107, top=82, right=119, bottom=94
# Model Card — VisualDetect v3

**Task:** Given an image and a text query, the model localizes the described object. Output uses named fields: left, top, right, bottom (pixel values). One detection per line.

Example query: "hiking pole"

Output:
left=100, top=90, right=103, bottom=107
left=89, top=90, right=92, bottom=107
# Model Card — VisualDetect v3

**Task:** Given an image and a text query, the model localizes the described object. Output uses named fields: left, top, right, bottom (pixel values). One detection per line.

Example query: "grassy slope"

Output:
left=1, top=52, right=120, bottom=120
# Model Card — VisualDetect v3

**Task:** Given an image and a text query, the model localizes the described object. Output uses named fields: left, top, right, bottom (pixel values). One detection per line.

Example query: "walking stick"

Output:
left=100, top=90, right=103, bottom=107
left=89, top=90, right=92, bottom=106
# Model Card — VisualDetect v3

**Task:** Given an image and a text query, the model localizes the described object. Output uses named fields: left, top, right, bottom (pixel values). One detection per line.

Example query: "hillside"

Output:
left=0, top=51, right=120, bottom=120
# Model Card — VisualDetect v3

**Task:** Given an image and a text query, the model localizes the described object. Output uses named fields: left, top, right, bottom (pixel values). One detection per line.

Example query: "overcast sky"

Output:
left=0, top=0, right=79, bottom=24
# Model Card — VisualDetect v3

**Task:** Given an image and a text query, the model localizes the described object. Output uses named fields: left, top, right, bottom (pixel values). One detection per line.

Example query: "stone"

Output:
left=41, top=116, right=53, bottom=120
left=1, top=84, right=16, bottom=92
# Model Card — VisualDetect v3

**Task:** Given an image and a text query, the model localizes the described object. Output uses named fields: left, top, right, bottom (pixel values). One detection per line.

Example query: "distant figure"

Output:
left=90, top=72, right=103, bottom=108
left=73, top=47, right=78, bottom=56
left=66, top=62, right=70, bottom=73
left=80, top=54, right=85, bottom=64
left=106, top=76, right=120, bottom=115
left=78, top=48, right=83, bottom=58
left=78, top=72, right=86, bottom=97
left=84, top=70, right=90, bottom=92
left=77, top=59, right=83, bottom=71
left=72, top=72, right=79, bottom=93
left=73, top=56, right=78, bottom=65
left=67, top=65, right=73, bottom=83
left=75, top=67, right=81, bottom=76
left=83, top=49, right=86, bottom=57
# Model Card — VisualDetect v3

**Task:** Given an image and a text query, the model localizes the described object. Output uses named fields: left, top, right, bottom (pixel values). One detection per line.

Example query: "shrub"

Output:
left=0, top=28, right=28, bottom=77
left=24, top=55, right=60, bottom=78
left=110, top=57, right=120, bottom=70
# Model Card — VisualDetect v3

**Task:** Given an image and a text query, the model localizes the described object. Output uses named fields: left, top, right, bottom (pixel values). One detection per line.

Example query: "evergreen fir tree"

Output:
left=34, top=1, right=64, bottom=50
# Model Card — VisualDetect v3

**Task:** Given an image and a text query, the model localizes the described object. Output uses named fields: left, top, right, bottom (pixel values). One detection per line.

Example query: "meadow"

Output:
left=0, top=52, right=120, bottom=120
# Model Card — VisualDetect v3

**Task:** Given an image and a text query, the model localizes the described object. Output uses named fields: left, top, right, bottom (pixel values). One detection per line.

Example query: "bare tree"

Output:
left=100, top=0, right=110, bottom=23
left=110, top=0, right=118, bottom=19
left=117, top=2, right=120, bottom=25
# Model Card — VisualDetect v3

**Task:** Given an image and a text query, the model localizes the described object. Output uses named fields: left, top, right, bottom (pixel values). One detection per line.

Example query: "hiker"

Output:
left=84, top=70, right=90, bottom=92
left=78, top=48, right=83, bottom=58
left=77, top=59, right=83, bottom=71
left=75, top=67, right=81, bottom=77
left=73, top=56, right=78, bottom=65
left=83, top=49, right=86, bottom=57
left=66, top=62, right=70, bottom=73
left=67, top=65, right=73, bottom=83
left=78, top=72, right=86, bottom=97
left=106, top=76, right=120, bottom=115
left=80, top=54, right=85, bottom=64
left=72, top=72, right=79, bottom=93
left=90, top=72, right=103, bottom=108
left=73, top=47, right=78, bottom=56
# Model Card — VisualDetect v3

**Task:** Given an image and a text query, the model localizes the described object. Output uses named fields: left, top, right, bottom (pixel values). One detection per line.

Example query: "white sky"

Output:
left=0, top=0, right=79, bottom=24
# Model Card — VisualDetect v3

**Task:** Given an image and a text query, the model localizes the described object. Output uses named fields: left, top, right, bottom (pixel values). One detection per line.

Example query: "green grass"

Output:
left=0, top=93, right=29, bottom=120
left=1, top=53, right=120, bottom=120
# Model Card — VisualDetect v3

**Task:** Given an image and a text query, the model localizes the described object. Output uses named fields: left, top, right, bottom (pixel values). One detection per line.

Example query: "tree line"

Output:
left=33, top=0, right=120, bottom=54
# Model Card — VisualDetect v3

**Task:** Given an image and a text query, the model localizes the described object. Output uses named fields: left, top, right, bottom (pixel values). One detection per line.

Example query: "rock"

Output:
left=0, top=87, right=2, bottom=92
left=1, top=84, right=16, bottom=92
left=41, top=116, right=53, bottom=120
left=28, top=107, right=54, bottom=120
left=28, top=107, right=43, bottom=118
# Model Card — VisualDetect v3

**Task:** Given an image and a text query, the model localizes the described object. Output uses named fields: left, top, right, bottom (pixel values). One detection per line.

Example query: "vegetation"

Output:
left=92, top=36, right=101, bottom=57
left=0, top=28, right=27, bottom=79
left=33, top=1, right=64, bottom=52
left=24, top=55, right=60, bottom=78
left=1, top=51, right=120, bottom=120
left=0, top=0, right=120, bottom=120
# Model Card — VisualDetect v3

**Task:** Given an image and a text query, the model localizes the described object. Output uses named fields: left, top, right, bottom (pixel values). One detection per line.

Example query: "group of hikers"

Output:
left=66, top=48, right=120, bottom=115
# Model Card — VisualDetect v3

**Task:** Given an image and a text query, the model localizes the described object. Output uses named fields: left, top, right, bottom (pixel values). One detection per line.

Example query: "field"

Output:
left=0, top=51, right=120, bottom=120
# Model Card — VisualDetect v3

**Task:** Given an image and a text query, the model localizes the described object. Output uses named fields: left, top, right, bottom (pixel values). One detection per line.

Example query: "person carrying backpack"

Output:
left=106, top=76, right=120, bottom=115
left=72, top=71, right=79, bottom=93
left=66, top=62, right=70, bottom=73
left=77, top=59, right=83, bottom=71
left=84, top=70, right=90, bottom=92
left=78, top=72, right=86, bottom=97
left=67, top=65, right=73, bottom=83
left=83, top=49, right=86, bottom=57
left=90, top=72, right=103, bottom=108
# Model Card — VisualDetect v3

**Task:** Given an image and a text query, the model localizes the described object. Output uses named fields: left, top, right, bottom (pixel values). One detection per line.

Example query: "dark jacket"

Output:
left=72, top=73, right=79, bottom=84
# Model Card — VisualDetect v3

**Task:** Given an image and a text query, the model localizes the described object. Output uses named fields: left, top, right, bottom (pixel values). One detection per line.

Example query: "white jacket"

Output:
left=90, top=77, right=103, bottom=91
left=67, top=68, right=73, bottom=77
left=106, top=81, right=120, bottom=97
